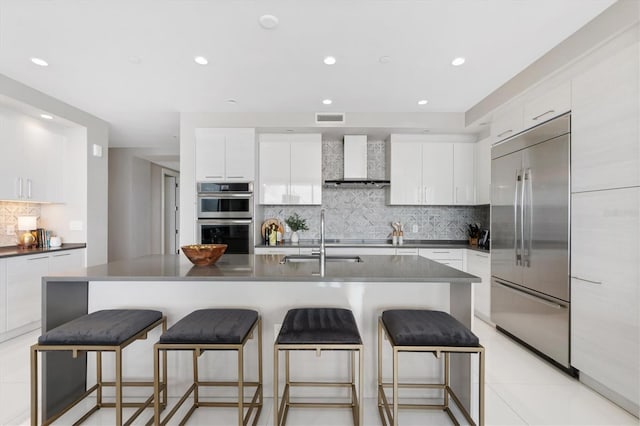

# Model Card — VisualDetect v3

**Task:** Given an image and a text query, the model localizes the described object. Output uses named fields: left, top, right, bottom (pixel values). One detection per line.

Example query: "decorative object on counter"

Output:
left=285, top=213, right=308, bottom=244
left=181, top=244, right=227, bottom=266
left=17, top=216, right=37, bottom=248
left=467, top=223, right=481, bottom=246
left=391, top=222, right=404, bottom=245
left=50, top=236, right=62, bottom=247
left=261, top=218, right=284, bottom=245
left=268, top=223, right=278, bottom=246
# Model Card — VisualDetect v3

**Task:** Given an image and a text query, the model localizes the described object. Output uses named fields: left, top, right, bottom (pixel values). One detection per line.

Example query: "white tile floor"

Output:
left=1, top=319, right=637, bottom=425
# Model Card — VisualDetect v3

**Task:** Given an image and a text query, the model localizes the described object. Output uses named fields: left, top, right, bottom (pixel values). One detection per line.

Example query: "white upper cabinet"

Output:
left=259, top=134, right=322, bottom=205
left=422, top=143, right=454, bottom=205
left=0, top=110, right=65, bottom=203
left=388, top=140, right=422, bottom=205
left=453, top=143, right=475, bottom=205
left=389, top=136, right=475, bottom=205
left=475, top=137, right=491, bottom=205
left=195, top=128, right=255, bottom=182
left=490, top=107, right=523, bottom=144
left=571, top=44, right=639, bottom=192
left=523, top=82, right=571, bottom=128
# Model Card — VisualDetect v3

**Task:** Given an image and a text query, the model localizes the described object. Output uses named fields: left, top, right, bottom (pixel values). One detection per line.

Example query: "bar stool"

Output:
left=153, top=309, right=262, bottom=426
left=378, top=309, right=485, bottom=426
left=274, top=307, right=364, bottom=426
left=30, top=309, right=167, bottom=426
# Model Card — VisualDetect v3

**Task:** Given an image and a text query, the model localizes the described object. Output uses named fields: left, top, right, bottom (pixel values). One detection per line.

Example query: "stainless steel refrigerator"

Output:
left=491, top=113, right=572, bottom=371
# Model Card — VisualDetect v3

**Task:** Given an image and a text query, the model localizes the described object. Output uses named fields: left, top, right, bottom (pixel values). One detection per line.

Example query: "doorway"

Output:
left=162, top=169, right=180, bottom=254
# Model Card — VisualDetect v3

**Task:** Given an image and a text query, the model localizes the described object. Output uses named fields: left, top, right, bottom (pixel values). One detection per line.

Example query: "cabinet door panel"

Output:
left=389, top=141, right=422, bottom=205
left=290, top=140, right=322, bottom=205
left=571, top=188, right=639, bottom=404
left=226, top=132, right=255, bottom=180
left=0, top=112, right=23, bottom=200
left=491, top=107, right=523, bottom=143
left=475, top=137, right=491, bottom=205
left=572, top=45, right=639, bottom=191
left=195, top=131, right=226, bottom=181
left=49, top=250, right=84, bottom=274
left=467, top=251, right=491, bottom=320
left=422, top=143, right=453, bottom=205
left=523, top=82, right=571, bottom=128
left=6, top=255, right=48, bottom=330
left=453, top=143, right=475, bottom=205
left=259, top=141, right=290, bottom=204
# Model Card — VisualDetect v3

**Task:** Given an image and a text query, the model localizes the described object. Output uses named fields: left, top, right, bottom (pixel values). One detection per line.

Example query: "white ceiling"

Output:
left=0, top=0, right=616, bottom=149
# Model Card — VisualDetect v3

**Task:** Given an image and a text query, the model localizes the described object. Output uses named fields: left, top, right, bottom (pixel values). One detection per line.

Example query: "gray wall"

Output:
left=262, top=140, right=489, bottom=241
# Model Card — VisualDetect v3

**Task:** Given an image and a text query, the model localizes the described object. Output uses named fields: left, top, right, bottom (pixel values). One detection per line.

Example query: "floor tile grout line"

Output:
left=486, top=382, right=530, bottom=425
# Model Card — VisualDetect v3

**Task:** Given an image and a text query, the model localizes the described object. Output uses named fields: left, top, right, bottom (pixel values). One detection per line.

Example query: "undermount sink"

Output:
left=279, top=255, right=363, bottom=264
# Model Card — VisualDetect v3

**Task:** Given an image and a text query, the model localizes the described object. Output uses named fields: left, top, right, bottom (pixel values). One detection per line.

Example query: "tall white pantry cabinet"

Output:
left=570, top=42, right=639, bottom=414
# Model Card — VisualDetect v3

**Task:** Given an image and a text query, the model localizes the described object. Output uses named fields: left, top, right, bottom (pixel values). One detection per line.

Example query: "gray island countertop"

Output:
left=45, top=253, right=480, bottom=283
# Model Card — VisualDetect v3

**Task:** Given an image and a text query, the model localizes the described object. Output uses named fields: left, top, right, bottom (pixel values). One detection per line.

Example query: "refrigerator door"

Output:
left=491, top=151, right=523, bottom=286
left=522, top=134, right=570, bottom=301
left=492, top=278, right=570, bottom=368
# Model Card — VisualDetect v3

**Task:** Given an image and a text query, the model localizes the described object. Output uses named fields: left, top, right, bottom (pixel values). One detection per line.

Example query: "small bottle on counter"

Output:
left=269, top=224, right=278, bottom=246
left=398, top=231, right=404, bottom=245
left=392, top=231, right=398, bottom=246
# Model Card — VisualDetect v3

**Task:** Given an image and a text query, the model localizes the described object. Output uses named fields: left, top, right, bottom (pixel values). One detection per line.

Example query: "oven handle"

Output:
left=198, top=219, right=253, bottom=225
left=198, top=193, right=253, bottom=198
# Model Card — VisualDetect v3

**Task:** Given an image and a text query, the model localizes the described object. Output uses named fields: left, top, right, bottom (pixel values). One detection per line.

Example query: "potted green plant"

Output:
left=467, top=223, right=481, bottom=246
left=285, top=213, right=308, bottom=244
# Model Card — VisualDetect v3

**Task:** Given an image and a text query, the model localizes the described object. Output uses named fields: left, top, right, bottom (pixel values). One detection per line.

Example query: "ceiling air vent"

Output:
left=315, top=112, right=345, bottom=125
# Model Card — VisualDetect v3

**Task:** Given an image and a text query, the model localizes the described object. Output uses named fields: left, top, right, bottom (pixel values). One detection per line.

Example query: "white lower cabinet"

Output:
left=571, top=188, right=639, bottom=410
left=254, top=247, right=300, bottom=255
left=326, top=247, right=396, bottom=256
left=418, top=248, right=464, bottom=271
left=1, top=249, right=85, bottom=339
left=466, top=250, right=491, bottom=321
left=6, top=254, right=49, bottom=331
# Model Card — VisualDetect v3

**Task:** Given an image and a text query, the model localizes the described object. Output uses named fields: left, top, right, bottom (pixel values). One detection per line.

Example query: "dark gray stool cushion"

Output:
left=382, top=310, right=479, bottom=347
left=38, top=309, right=163, bottom=346
left=276, top=308, right=362, bottom=345
left=159, top=309, right=258, bottom=344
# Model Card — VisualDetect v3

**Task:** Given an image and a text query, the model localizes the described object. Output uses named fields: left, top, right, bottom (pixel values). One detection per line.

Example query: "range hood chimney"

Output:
left=324, top=135, right=390, bottom=188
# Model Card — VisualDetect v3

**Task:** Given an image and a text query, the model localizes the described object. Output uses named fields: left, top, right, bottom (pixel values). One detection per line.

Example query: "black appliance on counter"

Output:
left=196, top=182, right=254, bottom=254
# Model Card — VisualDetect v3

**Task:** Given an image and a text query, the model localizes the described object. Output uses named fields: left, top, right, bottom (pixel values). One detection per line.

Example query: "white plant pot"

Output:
left=290, top=231, right=299, bottom=244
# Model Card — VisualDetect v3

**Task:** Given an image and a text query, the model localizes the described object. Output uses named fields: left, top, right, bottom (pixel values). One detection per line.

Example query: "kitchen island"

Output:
left=40, top=254, right=481, bottom=422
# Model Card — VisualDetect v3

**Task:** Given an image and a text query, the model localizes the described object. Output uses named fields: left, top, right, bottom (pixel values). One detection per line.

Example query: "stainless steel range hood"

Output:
left=323, top=135, right=390, bottom=188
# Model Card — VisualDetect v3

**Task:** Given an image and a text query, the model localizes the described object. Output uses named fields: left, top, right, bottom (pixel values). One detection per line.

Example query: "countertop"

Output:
left=44, top=253, right=480, bottom=284
left=257, top=239, right=490, bottom=253
left=0, top=243, right=86, bottom=259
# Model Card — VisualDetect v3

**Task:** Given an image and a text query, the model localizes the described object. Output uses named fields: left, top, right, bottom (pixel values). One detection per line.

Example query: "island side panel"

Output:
left=449, top=281, right=475, bottom=418
left=87, top=279, right=458, bottom=402
left=41, top=279, right=88, bottom=420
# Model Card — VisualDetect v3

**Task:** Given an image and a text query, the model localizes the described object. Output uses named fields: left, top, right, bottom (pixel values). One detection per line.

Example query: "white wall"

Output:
left=0, top=73, right=108, bottom=266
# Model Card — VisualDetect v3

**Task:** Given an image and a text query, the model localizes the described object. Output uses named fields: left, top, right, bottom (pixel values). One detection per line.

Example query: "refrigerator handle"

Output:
left=514, top=169, right=522, bottom=266
left=524, top=168, right=533, bottom=267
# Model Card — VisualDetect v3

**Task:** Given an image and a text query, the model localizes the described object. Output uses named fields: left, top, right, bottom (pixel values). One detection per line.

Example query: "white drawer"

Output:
left=418, top=248, right=464, bottom=260
left=254, top=247, right=300, bottom=255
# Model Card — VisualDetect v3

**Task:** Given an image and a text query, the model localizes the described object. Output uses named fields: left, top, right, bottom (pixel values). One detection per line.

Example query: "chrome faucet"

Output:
left=319, top=209, right=326, bottom=276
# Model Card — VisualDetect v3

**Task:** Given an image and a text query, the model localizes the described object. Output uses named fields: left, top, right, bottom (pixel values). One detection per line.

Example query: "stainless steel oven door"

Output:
left=197, top=219, right=253, bottom=254
left=197, top=194, right=253, bottom=219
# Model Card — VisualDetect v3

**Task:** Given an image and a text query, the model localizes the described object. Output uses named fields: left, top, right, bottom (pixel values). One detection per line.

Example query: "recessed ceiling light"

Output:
left=417, top=99, right=428, bottom=105
left=451, top=57, right=466, bottom=66
left=226, top=99, right=237, bottom=104
left=259, top=14, right=279, bottom=29
left=194, top=56, right=208, bottom=65
left=322, top=99, right=332, bottom=105
left=323, top=56, right=336, bottom=65
left=40, top=114, right=53, bottom=120
left=31, top=57, right=48, bottom=67
left=379, top=56, right=391, bottom=64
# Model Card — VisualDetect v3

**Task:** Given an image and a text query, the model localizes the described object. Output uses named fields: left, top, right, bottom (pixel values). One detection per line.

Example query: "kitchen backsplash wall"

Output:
left=0, top=202, right=42, bottom=246
left=261, top=140, right=490, bottom=240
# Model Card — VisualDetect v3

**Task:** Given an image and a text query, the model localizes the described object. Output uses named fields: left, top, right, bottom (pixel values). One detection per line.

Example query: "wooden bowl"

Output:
left=181, top=244, right=227, bottom=266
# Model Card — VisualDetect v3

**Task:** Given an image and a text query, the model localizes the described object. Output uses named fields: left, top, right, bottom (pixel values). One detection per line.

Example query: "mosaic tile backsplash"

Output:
left=261, top=140, right=489, bottom=240
left=0, top=202, right=42, bottom=246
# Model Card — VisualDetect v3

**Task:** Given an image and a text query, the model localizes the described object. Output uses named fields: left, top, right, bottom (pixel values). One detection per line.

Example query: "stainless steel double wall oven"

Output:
left=197, top=182, right=254, bottom=254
